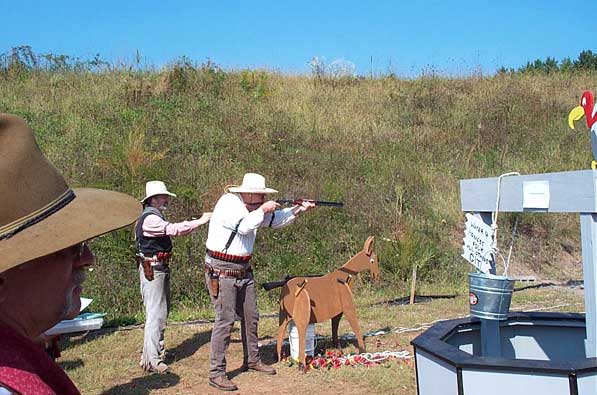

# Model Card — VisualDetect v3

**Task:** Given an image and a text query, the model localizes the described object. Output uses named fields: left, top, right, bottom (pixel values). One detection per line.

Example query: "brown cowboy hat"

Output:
left=0, top=113, right=140, bottom=273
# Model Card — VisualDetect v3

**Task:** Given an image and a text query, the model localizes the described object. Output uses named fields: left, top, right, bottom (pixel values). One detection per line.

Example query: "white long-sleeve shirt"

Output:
left=205, top=193, right=296, bottom=256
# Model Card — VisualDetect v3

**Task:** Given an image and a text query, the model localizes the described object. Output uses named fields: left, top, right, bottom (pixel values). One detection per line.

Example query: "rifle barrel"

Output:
left=276, top=199, right=343, bottom=207
left=312, top=200, right=344, bottom=207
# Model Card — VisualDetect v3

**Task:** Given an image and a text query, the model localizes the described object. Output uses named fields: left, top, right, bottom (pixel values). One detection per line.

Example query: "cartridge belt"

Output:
left=205, top=265, right=252, bottom=279
left=206, top=249, right=252, bottom=264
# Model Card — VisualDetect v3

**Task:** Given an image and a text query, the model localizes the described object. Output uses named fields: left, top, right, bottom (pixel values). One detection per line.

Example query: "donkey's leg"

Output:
left=331, top=314, right=343, bottom=348
left=292, top=290, right=311, bottom=372
left=276, top=309, right=290, bottom=361
left=338, top=284, right=365, bottom=352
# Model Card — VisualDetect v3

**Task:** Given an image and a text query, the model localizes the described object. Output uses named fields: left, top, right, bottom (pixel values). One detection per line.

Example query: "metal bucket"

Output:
left=468, top=272, right=515, bottom=320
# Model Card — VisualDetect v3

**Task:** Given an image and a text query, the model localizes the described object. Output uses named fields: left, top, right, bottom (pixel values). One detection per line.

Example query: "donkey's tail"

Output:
left=262, top=274, right=325, bottom=291
left=262, top=280, right=289, bottom=291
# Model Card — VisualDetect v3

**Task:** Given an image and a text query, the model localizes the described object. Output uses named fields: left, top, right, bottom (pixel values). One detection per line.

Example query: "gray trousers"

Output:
left=205, top=256, right=260, bottom=378
left=139, top=263, right=170, bottom=370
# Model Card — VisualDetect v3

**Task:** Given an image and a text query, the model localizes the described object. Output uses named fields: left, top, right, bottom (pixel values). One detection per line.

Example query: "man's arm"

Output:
left=261, top=200, right=315, bottom=229
left=235, top=209, right=266, bottom=234
left=217, top=194, right=278, bottom=235
left=291, top=200, right=317, bottom=215
left=143, top=213, right=211, bottom=237
left=216, top=194, right=262, bottom=235
left=261, top=207, right=295, bottom=229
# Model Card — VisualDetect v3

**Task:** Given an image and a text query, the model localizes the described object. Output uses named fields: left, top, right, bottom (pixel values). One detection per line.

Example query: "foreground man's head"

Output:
left=0, top=113, right=139, bottom=339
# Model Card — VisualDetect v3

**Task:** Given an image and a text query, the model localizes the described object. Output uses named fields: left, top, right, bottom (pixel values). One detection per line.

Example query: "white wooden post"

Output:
left=581, top=213, right=597, bottom=357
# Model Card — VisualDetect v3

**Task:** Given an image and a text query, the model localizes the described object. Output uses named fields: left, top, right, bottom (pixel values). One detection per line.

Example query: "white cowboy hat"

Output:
left=141, top=181, right=177, bottom=203
left=0, top=113, right=140, bottom=273
left=227, top=173, right=278, bottom=194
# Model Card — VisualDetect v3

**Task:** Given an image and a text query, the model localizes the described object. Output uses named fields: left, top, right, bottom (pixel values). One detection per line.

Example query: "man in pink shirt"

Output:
left=0, top=113, right=139, bottom=394
left=136, top=181, right=211, bottom=373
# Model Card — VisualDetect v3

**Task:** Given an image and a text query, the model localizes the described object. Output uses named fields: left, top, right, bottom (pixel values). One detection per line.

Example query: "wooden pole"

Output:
left=410, top=264, right=417, bottom=305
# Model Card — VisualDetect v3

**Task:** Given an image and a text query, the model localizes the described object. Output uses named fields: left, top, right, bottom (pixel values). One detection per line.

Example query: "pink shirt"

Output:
left=142, top=214, right=202, bottom=237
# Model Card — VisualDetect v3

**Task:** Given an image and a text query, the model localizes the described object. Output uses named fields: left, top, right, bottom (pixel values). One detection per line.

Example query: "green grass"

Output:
left=1, top=66, right=595, bottom=321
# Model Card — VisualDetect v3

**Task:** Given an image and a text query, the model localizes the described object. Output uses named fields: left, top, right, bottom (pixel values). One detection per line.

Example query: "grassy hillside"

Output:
left=2, top=64, right=596, bottom=323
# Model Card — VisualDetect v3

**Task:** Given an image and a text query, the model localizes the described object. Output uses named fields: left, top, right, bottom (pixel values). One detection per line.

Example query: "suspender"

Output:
left=223, top=211, right=277, bottom=252
left=223, top=218, right=243, bottom=252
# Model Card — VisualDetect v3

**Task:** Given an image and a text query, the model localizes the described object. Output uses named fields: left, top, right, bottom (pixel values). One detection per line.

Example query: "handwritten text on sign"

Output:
left=462, top=213, right=495, bottom=273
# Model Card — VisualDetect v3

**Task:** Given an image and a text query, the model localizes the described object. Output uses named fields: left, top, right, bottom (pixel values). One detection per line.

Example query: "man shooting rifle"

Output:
left=204, top=173, right=316, bottom=391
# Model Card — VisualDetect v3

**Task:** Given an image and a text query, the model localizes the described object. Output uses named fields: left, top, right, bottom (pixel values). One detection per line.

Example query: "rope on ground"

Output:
left=90, top=293, right=584, bottom=335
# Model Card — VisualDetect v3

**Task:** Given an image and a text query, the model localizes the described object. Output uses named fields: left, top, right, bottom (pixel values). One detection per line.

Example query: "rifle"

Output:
left=262, top=274, right=324, bottom=291
left=275, top=198, right=344, bottom=208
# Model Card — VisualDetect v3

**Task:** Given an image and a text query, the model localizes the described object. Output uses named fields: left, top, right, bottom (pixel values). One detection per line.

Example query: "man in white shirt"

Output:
left=205, top=173, right=314, bottom=392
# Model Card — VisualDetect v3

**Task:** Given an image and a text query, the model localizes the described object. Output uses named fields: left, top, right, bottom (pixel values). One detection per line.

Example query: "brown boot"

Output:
left=141, top=361, right=170, bottom=374
left=209, top=375, right=238, bottom=392
left=242, top=361, right=276, bottom=375
left=151, top=362, right=170, bottom=374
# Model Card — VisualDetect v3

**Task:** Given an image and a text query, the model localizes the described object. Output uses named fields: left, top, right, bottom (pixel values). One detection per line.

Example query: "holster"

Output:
left=209, top=271, right=219, bottom=298
left=136, top=256, right=154, bottom=281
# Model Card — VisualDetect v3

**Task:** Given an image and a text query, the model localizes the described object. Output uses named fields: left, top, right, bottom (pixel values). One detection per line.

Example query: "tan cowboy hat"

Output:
left=226, top=173, right=278, bottom=194
left=141, top=181, right=177, bottom=203
left=0, top=113, right=140, bottom=273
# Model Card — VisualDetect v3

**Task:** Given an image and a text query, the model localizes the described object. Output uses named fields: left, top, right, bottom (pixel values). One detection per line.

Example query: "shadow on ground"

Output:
left=374, top=294, right=457, bottom=306
left=98, top=329, right=212, bottom=394
left=59, top=358, right=84, bottom=371
left=100, top=373, right=181, bottom=395
left=58, top=330, right=118, bottom=352
left=228, top=340, right=279, bottom=379
left=167, top=328, right=212, bottom=363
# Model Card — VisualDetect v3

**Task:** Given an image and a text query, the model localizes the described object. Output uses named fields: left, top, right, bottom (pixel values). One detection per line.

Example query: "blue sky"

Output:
left=2, top=0, right=596, bottom=76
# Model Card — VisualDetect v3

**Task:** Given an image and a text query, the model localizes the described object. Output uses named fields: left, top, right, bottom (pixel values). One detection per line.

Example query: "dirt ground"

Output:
left=60, top=286, right=585, bottom=395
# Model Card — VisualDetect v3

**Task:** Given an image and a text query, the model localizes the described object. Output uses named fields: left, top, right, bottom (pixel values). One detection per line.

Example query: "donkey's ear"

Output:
left=364, top=236, right=374, bottom=256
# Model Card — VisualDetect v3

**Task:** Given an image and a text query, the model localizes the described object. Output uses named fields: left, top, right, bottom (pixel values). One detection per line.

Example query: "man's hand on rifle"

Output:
left=292, top=200, right=316, bottom=215
left=260, top=200, right=280, bottom=214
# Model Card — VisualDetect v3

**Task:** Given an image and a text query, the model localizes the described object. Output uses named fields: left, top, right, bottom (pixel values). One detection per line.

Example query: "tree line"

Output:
left=3, top=45, right=597, bottom=77
left=499, top=50, right=597, bottom=75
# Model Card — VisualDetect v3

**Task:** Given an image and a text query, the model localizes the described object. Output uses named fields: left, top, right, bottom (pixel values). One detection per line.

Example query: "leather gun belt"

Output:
left=205, top=265, right=252, bottom=279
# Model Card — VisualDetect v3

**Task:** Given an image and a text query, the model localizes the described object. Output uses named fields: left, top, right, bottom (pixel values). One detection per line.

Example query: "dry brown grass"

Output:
left=60, top=285, right=584, bottom=395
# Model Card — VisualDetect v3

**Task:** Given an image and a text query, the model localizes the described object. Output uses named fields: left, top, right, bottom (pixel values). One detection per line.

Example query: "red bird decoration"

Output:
left=569, top=90, right=597, bottom=169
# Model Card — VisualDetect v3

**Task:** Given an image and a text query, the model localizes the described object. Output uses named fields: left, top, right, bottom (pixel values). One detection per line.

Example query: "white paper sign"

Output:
left=523, top=180, right=550, bottom=209
left=80, top=297, right=93, bottom=312
left=462, top=213, right=494, bottom=273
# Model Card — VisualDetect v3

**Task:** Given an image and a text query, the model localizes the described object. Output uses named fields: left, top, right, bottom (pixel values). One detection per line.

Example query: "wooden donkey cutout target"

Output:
left=275, top=236, right=379, bottom=369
